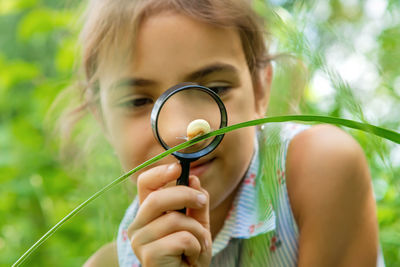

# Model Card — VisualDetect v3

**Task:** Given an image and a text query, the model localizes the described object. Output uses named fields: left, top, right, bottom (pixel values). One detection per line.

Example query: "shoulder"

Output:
left=284, top=124, right=378, bottom=265
left=83, top=242, right=119, bottom=267
left=285, top=124, right=371, bottom=224
left=286, top=123, right=365, bottom=165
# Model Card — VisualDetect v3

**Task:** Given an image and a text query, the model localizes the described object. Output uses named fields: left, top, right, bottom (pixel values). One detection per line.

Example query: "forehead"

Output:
left=115, top=12, right=248, bottom=82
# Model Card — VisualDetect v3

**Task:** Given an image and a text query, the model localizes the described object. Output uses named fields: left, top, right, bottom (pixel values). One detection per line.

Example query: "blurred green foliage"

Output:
left=1, top=0, right=400, bottom=266
left=0, top=0, right=130, bottom=266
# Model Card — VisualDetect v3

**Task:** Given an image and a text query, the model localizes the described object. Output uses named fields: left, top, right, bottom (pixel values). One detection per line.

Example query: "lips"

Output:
left=189, top=157, right=215, bottom=177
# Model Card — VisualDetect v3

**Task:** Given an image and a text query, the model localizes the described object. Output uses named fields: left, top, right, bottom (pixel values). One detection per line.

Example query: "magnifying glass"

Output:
left=151, top=83, right=227, bottom=211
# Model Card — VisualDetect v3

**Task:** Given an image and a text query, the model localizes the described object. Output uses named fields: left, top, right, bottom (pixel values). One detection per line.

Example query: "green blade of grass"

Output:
left=12, top=115, right=400, bottom=266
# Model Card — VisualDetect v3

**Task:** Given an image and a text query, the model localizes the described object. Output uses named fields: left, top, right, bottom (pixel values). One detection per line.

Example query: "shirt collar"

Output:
left=211, top=139, right=276, bottom=256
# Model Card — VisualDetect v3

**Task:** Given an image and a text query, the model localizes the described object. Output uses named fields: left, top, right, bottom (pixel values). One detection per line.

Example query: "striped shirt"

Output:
left=117, top=123, right=385, bottom=266
left=210, top=123, right=307, bottom=266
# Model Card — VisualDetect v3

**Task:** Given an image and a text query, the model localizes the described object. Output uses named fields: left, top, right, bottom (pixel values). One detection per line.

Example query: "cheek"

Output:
left=107, top=118, right=178, bottom=176
left=226, top=92, right=256, bottom=125
left=115, top=127, right=151, bottom=171
left=101, top=110, right=154, bottom=171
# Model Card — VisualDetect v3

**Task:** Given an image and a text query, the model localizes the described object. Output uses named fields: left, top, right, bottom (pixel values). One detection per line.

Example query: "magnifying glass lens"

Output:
left=157, top=89, right=221, bottom=153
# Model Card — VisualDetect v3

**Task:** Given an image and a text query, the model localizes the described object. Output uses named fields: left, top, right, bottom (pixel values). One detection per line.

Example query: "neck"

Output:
left=209, top=139, right=256, bottom=239
left=209, top=185, right=240, bottom=240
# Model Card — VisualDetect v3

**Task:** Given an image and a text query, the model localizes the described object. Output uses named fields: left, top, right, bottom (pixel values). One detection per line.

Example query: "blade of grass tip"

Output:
left=210, top=115, right=400, bottom=144
left=13, top=115, right=400, bottom=266
left=12, top=137, right=203, bottom=267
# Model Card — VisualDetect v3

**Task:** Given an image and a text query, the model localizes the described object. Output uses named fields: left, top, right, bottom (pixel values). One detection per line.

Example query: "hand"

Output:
left=127, top=163, right=212, bottom=267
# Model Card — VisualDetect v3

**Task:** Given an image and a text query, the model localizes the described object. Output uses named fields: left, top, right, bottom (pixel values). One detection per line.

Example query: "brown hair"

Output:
left=82, top=0, right=270, bottom=95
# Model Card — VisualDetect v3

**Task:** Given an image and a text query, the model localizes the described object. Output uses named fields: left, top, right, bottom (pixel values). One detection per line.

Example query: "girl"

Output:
left=76, top=0, right=383, bottom=266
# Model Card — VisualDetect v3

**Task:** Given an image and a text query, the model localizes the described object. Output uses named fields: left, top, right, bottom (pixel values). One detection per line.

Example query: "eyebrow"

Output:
left=114, top=63, right=239, bottom=89
left=185, top=63, right=239, bottom=81
left=115, top=78, right=156, bottom=89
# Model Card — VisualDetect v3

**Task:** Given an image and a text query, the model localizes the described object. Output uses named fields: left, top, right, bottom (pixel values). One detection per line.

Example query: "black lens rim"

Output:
left=151, top=82, right=227, bottom=160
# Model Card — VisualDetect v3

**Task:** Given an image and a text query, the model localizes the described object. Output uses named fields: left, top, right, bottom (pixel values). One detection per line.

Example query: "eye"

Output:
left=208, top=86, right=230, bottom=95
left=119, top=97, right=154, bottom=109
left=206, top=83, right=233, bottom=96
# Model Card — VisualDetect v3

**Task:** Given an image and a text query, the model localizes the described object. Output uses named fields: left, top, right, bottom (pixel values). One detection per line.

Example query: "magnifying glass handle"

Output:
left=177, top=160, right=190, bottom=186
left=176, top=160, right=190, bottom=214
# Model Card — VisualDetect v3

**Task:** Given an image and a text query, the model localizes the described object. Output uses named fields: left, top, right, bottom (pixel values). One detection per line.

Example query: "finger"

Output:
left=131, top=186, right=207, bottom=231
left=188, top=175, right=210, bottom=231
left=137, top=162, right=181, bottom=204
left=139, top=231, right=201, bottom=267
left=132, top=211, right=209, bottom=252
left=188, top=175, right=212, bottom=263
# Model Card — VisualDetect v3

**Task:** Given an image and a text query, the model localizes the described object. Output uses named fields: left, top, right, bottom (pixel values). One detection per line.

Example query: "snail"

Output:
left=186, top=119, right=211, bottom=140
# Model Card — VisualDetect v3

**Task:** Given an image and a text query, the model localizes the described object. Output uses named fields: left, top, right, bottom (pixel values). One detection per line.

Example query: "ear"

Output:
left=253, top=63, right=273, bottom=118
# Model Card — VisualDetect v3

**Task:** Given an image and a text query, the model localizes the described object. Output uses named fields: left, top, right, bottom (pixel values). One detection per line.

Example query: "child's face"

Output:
left=98, top=12, right=268, bottom=209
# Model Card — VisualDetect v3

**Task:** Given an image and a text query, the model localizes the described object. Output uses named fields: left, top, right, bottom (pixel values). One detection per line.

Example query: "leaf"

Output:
left=0, top=0, right=38, bottom=15
left=0, top=56, right=40, bottom=89
left=55, top=37, right=78, bottom=73
left=17, top=8, right=73, bottom=41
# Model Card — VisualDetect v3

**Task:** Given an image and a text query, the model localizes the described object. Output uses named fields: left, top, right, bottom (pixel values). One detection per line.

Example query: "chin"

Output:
left=208, top=184, right=235, bottom=211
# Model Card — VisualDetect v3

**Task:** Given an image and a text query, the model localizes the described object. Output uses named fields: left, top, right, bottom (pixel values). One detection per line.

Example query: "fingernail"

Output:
left=168, top=163, right=176, bottom=172
left=189, top=175, right=199, bottom=187
left=205, top=239, right=209, bottom=250
left=197, top=193, right=207, bottom=205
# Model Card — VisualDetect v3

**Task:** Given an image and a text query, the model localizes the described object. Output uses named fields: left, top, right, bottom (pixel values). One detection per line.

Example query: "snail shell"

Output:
left=186, top=119, right=211, bottom=140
